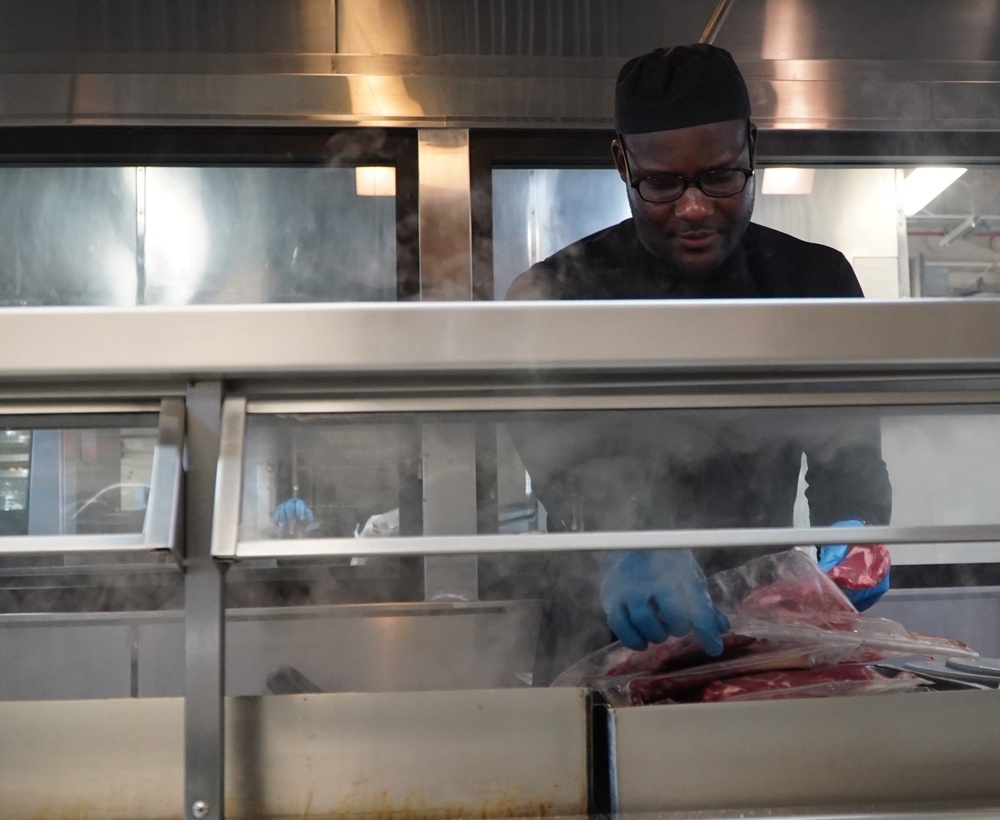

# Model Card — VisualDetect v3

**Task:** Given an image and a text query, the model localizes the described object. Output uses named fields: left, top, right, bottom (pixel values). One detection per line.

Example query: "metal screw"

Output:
left=191, top=800, right=209, bottom=819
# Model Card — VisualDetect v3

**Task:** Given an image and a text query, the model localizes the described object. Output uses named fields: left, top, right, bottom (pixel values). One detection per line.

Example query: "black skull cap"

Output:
left=615, top=44, right=751, bottom=134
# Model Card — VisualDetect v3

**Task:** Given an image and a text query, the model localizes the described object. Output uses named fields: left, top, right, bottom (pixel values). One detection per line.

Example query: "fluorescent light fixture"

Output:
left=902, top=167, right=966, bottom=216
left=355, top=166, right=396, bottom=197
left=761, top=167, right=815, bottom=195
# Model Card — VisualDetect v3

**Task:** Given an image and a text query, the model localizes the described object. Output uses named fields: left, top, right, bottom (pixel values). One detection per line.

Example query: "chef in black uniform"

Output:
left=507, top=44, right=893, bottom=685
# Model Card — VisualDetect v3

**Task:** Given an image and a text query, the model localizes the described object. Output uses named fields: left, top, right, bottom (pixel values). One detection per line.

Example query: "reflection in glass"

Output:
left=0, top=424, right=157, bottom=537
left=0, top=167, right=136, bottom=307
left=241, top=414, right=411, bottom=541
left=0, top=420, right=180, bottom=640
left=241, top=405, right=1000, bottom=541
left=145, top=167, right=397, bottom=305
left=0, top=165, right=398, bottom=307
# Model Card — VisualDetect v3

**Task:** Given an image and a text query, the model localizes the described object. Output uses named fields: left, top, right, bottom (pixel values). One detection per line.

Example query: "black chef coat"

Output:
left=506, top=219, right=893, bottom=685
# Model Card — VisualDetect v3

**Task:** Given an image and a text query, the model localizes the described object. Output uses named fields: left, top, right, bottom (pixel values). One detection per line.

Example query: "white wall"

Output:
left=752, top=168, right=904, bottom=298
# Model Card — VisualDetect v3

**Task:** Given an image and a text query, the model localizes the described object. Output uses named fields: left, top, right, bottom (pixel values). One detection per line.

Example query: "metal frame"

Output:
left=0, top=399, right=183, bottom=557
left=4, top=301, right=1000, bottom=380
left=227, top=525, right=1000, bottom=561
left=209, top=397, right=247, bottom=562
left=143, top=398, right=185, bottom=557
left=183, top=381, right=225, bottom=820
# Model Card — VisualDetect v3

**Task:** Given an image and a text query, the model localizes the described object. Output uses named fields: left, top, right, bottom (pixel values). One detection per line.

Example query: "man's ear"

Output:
left=611, top=138, right=628, bottom=183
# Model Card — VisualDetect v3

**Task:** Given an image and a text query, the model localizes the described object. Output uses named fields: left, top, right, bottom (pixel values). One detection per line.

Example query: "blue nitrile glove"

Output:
left=273, top=498, right=314, bottom=528
left=600, top=549, right=730, bottom=656
left=817, top=519, right=890, bottom=611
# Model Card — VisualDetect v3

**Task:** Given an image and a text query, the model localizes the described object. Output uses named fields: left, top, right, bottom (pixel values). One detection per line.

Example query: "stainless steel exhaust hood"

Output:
left=3, top=0, right=1000, bottom=130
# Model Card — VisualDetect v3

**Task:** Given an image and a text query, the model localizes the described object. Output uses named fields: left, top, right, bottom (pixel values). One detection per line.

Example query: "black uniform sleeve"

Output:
left=803, top=413, right=893, bottom=527
left=506, top=264, right=557, bottom=300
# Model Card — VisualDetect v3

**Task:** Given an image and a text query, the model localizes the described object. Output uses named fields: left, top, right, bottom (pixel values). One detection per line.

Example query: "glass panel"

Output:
left=492, top=168, right=629, bottom=300
left=0, top=167, right=137, bottom=307
left=241, top=405, right=1000, bottom=541
left=0, top=417, right=158, bottom=537
left=144, top=166, right=397, bottom=305
left=491, top=164, right=1000, bottom=301
left=229, top=405, right=1000, bottom=699
left=240, top=414, right=414, bottom=541
left=0, top=164, right=398, bottom=307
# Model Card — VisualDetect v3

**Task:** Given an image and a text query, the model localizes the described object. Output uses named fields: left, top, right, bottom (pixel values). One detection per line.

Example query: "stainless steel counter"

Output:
left=607, top=689, right=1000, bottom=816
left=0, top=687, right=589, bottom=819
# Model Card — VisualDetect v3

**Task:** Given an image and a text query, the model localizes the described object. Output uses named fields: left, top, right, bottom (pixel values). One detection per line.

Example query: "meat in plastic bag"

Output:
left=552, top=549, right=974, bottom=706
left=698, top=665, right=925, bottom=703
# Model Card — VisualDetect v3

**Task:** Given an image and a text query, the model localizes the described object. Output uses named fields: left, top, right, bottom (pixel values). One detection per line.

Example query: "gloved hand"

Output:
left=273, top=497, right=314, bottom=534
left=818, top=519, right=890, bottom=611
left=600, top=549, right=730, bottom=656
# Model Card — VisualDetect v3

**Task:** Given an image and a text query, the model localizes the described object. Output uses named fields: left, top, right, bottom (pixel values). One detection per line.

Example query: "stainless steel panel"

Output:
left=0, top=532, right=147, bottom=555
left=0, top=601, right=539, bottom=699
left=8, top=2, right=1000, bottom=127
left=0, top=688, right=587, bottom=819
left=0, top=0, right=335, bottom=55
left=418, top=129, right=473, bottom=301
left=224, top=601, right=541, bottom=695
left=933, top=80, right=1000, bottom=125
left=71, top=73, right=361, bottom=122
left=0, top=600, right=539, bottom=698
left=248, top=390, right=1000, bottom=412
left=337, top=0, right=719, bottom=57
left=0, top=698, right=184, bottom=820
left=183, top=381, right=225, bottom=820
left=609, top=690, right=1000, bottom=814
left=0, top=622, right=133, bottom=699
left=751, top=78, right=931, bottom=130
left=5, top=301, right=1000, bottom=380
left=223, top=688, right=588, bottom=819
left=877, top=586, right=1000, bottom=659
left=233, top=525, right=1000, bottom=560
left=718, top=0, right=1000, bottom=63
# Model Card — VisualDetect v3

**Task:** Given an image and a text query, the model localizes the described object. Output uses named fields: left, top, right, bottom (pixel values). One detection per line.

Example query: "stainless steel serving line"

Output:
left=2, top=301, right=1000, bottom=819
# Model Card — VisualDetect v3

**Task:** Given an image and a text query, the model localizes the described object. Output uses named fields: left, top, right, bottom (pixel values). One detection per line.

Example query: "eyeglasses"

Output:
left=617, top=131, right=755, bottom=204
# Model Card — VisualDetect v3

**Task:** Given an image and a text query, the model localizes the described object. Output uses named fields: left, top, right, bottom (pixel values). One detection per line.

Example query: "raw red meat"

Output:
left=698, top=665, right=881, bottom=702
left=605, top=633, right=757, bottom=678
left=740, top=577, right=855, bottom=617
left=623, top=646, right=817, bottom=705
left=826, top=544, right=891, bottom=591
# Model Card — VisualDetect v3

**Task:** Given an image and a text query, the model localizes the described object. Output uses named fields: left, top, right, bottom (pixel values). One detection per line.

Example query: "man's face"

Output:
left=613, top=118, right=756, bottom=274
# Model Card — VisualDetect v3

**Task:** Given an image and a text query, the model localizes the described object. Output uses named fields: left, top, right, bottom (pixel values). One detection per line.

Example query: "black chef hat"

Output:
left=615, top=44, right=751, bottom=134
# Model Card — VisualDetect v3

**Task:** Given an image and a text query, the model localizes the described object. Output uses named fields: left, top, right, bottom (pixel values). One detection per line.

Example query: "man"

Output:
left=507, top=44, right=892, bottom=684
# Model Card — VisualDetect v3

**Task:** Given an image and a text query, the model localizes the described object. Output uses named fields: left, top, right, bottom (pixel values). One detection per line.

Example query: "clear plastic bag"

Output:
left=552, top=549, right=975, bottom=705
left=698, top=666, right=927, bottom=703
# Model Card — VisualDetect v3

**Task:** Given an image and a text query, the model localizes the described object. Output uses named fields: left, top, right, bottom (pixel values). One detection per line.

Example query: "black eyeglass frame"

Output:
left=616, top=121, right=757, bottom=204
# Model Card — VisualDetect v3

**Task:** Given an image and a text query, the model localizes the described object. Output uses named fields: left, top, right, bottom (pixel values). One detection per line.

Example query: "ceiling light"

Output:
left=355, top=166, right=396, bottom=197
left=761, top=167, right=815, bottom=195
left=902, top=167, right=967, bottom=216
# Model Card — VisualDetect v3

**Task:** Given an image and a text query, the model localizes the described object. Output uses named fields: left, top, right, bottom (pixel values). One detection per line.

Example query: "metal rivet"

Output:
left=191, top=800, right=209, bottom=819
